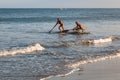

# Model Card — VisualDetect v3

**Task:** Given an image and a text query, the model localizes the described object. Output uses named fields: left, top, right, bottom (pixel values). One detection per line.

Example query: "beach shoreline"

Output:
left=46, top=57, right=120, bottom=80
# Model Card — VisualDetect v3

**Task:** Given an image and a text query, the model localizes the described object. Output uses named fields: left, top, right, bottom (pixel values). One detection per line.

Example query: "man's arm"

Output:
left=73, top=25, right=78, bottom=30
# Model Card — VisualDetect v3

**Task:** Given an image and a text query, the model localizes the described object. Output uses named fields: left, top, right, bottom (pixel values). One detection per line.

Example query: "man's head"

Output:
left=57, top=18, right=61, bottom=21
left=75, top=21, right=78, bottom=24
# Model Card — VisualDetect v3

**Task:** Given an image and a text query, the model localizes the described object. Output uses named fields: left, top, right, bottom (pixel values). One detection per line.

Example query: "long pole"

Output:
left=49, top=24, right=57, bottom=33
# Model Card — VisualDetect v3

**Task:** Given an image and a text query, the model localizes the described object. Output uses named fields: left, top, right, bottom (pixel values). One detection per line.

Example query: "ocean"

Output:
left=0, top=8, right=120, bottom=80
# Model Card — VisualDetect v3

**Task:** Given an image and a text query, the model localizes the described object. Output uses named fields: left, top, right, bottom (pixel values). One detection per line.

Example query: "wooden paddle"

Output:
left=49, top=24, right=57, bottom=33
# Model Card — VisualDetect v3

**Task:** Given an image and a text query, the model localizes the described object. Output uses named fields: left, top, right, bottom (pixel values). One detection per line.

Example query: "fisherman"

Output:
left=73, top=21, right=87, bottom=32
left=55, top=18, right=64, bottom=32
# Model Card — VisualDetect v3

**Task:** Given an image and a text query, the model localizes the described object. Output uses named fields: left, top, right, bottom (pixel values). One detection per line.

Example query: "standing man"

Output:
left=55, top=18, right=64, bottom=32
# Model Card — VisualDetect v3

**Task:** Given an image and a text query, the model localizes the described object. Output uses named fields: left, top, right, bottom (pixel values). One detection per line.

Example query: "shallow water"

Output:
left=0, top=8, right=120, bottom=80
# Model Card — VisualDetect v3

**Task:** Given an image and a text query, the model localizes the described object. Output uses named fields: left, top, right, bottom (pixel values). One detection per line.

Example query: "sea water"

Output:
left=0, top=8, right=120, bottom=80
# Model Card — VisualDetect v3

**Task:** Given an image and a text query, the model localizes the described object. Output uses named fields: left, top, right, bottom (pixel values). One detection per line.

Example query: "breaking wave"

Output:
left=0, top=43, right=45, bottom=57
left=44, top=36, right=119, bottom=48
left=82, top=36, right=119, bottom=45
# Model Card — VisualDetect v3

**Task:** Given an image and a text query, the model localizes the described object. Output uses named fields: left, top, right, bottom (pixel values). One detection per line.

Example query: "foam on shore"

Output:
left=66, top=52, right=120, bottom=69
left=43, top=50, right=120, bottom=80
left=46, top=57, right=120, bottom=80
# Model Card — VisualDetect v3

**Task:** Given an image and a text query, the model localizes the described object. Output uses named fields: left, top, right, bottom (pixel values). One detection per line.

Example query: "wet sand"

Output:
left=46, top=57, right=120, bottom=80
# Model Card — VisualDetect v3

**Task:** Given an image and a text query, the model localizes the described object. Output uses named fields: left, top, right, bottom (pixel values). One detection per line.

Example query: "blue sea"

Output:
left=0, top=8, right=120, bottom=80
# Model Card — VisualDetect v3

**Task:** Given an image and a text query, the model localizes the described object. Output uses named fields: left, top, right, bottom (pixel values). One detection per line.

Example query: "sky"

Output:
left=0, top=0, right=120, bottom=8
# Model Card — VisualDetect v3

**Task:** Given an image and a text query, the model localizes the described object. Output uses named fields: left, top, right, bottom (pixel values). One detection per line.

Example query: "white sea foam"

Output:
left=43, top=53, right=120, bottom=80
left=66, top=52, right=120, bottom=69
left=40, top=49, right=120, bottom=80
left=82, top=36, right=118, bottom=45
left=0, top=43, right=45, bottom=57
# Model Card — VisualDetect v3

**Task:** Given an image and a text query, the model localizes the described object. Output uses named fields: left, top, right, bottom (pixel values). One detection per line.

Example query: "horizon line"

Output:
left=0, top=7, right=120, bottom=9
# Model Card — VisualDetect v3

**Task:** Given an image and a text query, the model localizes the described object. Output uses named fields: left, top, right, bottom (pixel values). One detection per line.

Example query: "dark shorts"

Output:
left=60, top=24, right=63, bottom=26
